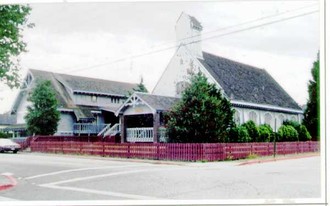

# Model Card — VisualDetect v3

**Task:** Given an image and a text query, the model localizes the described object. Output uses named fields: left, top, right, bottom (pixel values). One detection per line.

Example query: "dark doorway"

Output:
left=102, top=111, right=119, bottom=126
left=125, top=114, right=153, bottom=128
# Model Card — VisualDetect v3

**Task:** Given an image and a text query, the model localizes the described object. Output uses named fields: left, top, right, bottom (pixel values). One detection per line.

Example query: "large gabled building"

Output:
left=152, top=12, right=303, bottom=131
left=5, top=69, right=137, bottom=137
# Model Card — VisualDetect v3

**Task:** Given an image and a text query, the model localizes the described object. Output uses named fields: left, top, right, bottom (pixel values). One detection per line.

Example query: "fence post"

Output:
left=157, top=144, right=160, bottom=160
left=128, top=144, right=130, bottom=159
left=102, top=142, right=105, bottom=157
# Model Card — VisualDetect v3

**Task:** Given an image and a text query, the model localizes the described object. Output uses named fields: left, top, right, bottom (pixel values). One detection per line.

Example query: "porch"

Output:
left=115, top=92, right=179, bottom=143
left=73, top=123, right=108, bottom=135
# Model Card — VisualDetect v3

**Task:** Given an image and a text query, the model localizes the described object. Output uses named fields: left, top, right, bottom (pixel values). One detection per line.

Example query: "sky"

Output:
left=0, top=0, right=320, bottom=114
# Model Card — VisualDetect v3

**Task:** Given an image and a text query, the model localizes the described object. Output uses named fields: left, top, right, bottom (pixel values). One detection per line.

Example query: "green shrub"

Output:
left=241, top=120, right=259, bottom=142
left=298, top=124, right=312, bottom=141
left=277, top=125, right=298, bottom=141
left=283, top=120, right=311, bottom=141
left=258, top=124, right=273, bottom=142
left=0, top=131, right=10, bottom=138
left=229, top=125, right=251, bottom=143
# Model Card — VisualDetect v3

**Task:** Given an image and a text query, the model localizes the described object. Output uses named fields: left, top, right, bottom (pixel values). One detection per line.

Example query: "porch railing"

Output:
left=126, top=127, right=169, bottom=143
left=97, top=124, right=112, bottom=137
left=126, top=127, right=153, bottom=142
left=73, top=123, right=108, bottom=135
left=103, top=123, right=121, bottom=137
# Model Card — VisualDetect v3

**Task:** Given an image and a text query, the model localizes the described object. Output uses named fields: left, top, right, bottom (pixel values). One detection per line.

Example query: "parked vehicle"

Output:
left=0, top=139, right=21, bottom=153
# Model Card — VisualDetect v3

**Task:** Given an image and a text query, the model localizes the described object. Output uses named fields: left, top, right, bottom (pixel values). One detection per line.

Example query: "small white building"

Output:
left=152, top=12, right=303, bottom=131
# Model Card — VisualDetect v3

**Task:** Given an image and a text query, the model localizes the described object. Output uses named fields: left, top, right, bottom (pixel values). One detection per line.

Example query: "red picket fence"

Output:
left=30, top=141, right=319, bottom=162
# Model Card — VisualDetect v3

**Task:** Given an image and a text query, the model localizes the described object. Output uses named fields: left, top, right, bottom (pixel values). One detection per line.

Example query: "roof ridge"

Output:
left=29, top=69, right=138, bottom=86
left=136, top=92, right=180, bottom=99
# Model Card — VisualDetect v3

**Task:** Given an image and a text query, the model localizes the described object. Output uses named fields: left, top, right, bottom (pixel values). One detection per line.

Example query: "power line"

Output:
left=151, top=3, right=318, bottom=49
left=61, top=4, right=317, bottom=73
left=66, top=9, right=318, bottom=74
left=201, top=10, right=319, bottom=42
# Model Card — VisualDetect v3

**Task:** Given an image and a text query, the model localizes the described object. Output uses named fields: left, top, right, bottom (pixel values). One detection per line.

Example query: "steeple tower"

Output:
left=175, top=12, right=203, bottom=59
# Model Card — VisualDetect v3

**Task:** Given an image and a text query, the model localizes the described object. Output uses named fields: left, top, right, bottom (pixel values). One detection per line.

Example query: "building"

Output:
left=3, top=69, right=138, bottom=137
left=152, top=12, right=303, bottom=132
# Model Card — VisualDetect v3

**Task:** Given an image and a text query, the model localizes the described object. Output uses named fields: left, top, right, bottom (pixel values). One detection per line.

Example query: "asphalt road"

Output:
left=0, top=152, right=322, bottom=204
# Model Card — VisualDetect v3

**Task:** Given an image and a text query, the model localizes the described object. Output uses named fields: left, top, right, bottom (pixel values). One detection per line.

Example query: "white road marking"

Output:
left=0, top=173, right=13, bottom=176
left=0, top=196, right=16, bottom=201
left=41, top=184, right=161, bottom=200
left=25, top=164, right=150, bottom=180
left=40, top=168, right=170, bottom=186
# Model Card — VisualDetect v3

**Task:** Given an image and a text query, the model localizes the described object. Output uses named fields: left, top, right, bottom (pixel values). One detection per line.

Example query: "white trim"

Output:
left=115, top=92, right=156, bottom=116
left=91, top=110, right=102, bottom=114
left=73, top=90, right=126, bottom=98
left=57, top=108, right=74, bottom=112
left=231, top=100, right=303, bottom=114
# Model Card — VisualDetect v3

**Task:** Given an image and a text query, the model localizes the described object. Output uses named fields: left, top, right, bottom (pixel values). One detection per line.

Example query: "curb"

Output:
left=0, top=173, right=17, bottom=191
left=238, top=153, right=319, bottom=166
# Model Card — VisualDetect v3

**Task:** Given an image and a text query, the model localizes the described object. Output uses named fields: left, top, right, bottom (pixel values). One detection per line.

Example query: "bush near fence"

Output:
left=29, top=137, right=319, bottom=162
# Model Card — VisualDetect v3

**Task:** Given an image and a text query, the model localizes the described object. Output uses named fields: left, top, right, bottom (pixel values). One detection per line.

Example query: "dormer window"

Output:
left=91, top=95, right=97, bottom=103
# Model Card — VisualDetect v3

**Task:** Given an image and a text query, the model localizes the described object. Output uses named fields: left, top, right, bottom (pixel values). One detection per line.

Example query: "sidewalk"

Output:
left=237, top=152, right=320, bottom=166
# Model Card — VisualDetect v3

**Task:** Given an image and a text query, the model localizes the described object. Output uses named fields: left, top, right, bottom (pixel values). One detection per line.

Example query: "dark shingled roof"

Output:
left=198, top=52, right=301, bottom=110
left=30, top=69, right=137, bottom=96
left=11, top=69, right=138, bottom=114
left=0, top=112, right=16, bottom=125
left=136, top=93, right=180, bottom=111
left=29, top=69, right=75, bottom=108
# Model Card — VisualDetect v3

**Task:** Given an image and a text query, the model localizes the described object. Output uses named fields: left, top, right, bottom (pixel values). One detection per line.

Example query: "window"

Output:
left=91, top=95, right=97, bottom=103
left=248, top=111, right=257, bottom=123
left=264, top=113, right=272, bottom=125
left=234, top=110, right=240, bottom=125
left=278, top=114, right=284, bottom=125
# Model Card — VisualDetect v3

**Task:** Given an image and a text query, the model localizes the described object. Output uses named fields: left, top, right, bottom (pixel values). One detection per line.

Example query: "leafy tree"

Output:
left=241, top=120, right=259, bottom=142
left=277, top=125, right=298, bottom=142
left=303, top=54, right=319, bottom=140
left=229, top=125, right=250, bottom=143
left=25, top=80, right=60, bottom=135
left=258, top=124, right=273, bottom=142
left=298, top=124, right=312, bottom=141
left=133, top=77, right=148, bottom=93
left=283, top=120, right=311, bottom=141
left=0, top=5, right=33, bottom=88
left=166, top=72, right=235, bottom=143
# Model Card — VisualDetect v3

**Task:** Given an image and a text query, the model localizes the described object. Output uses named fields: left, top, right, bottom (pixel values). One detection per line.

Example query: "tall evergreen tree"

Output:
left=166, top=72, right=235, bottom=143
left=303, top=54, right=319, bottom=140
left=25, top=80, right=60, bottom=135
left=133, top=77, right=148, bottom=93
left=0, top=5, right=33, bottom=88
